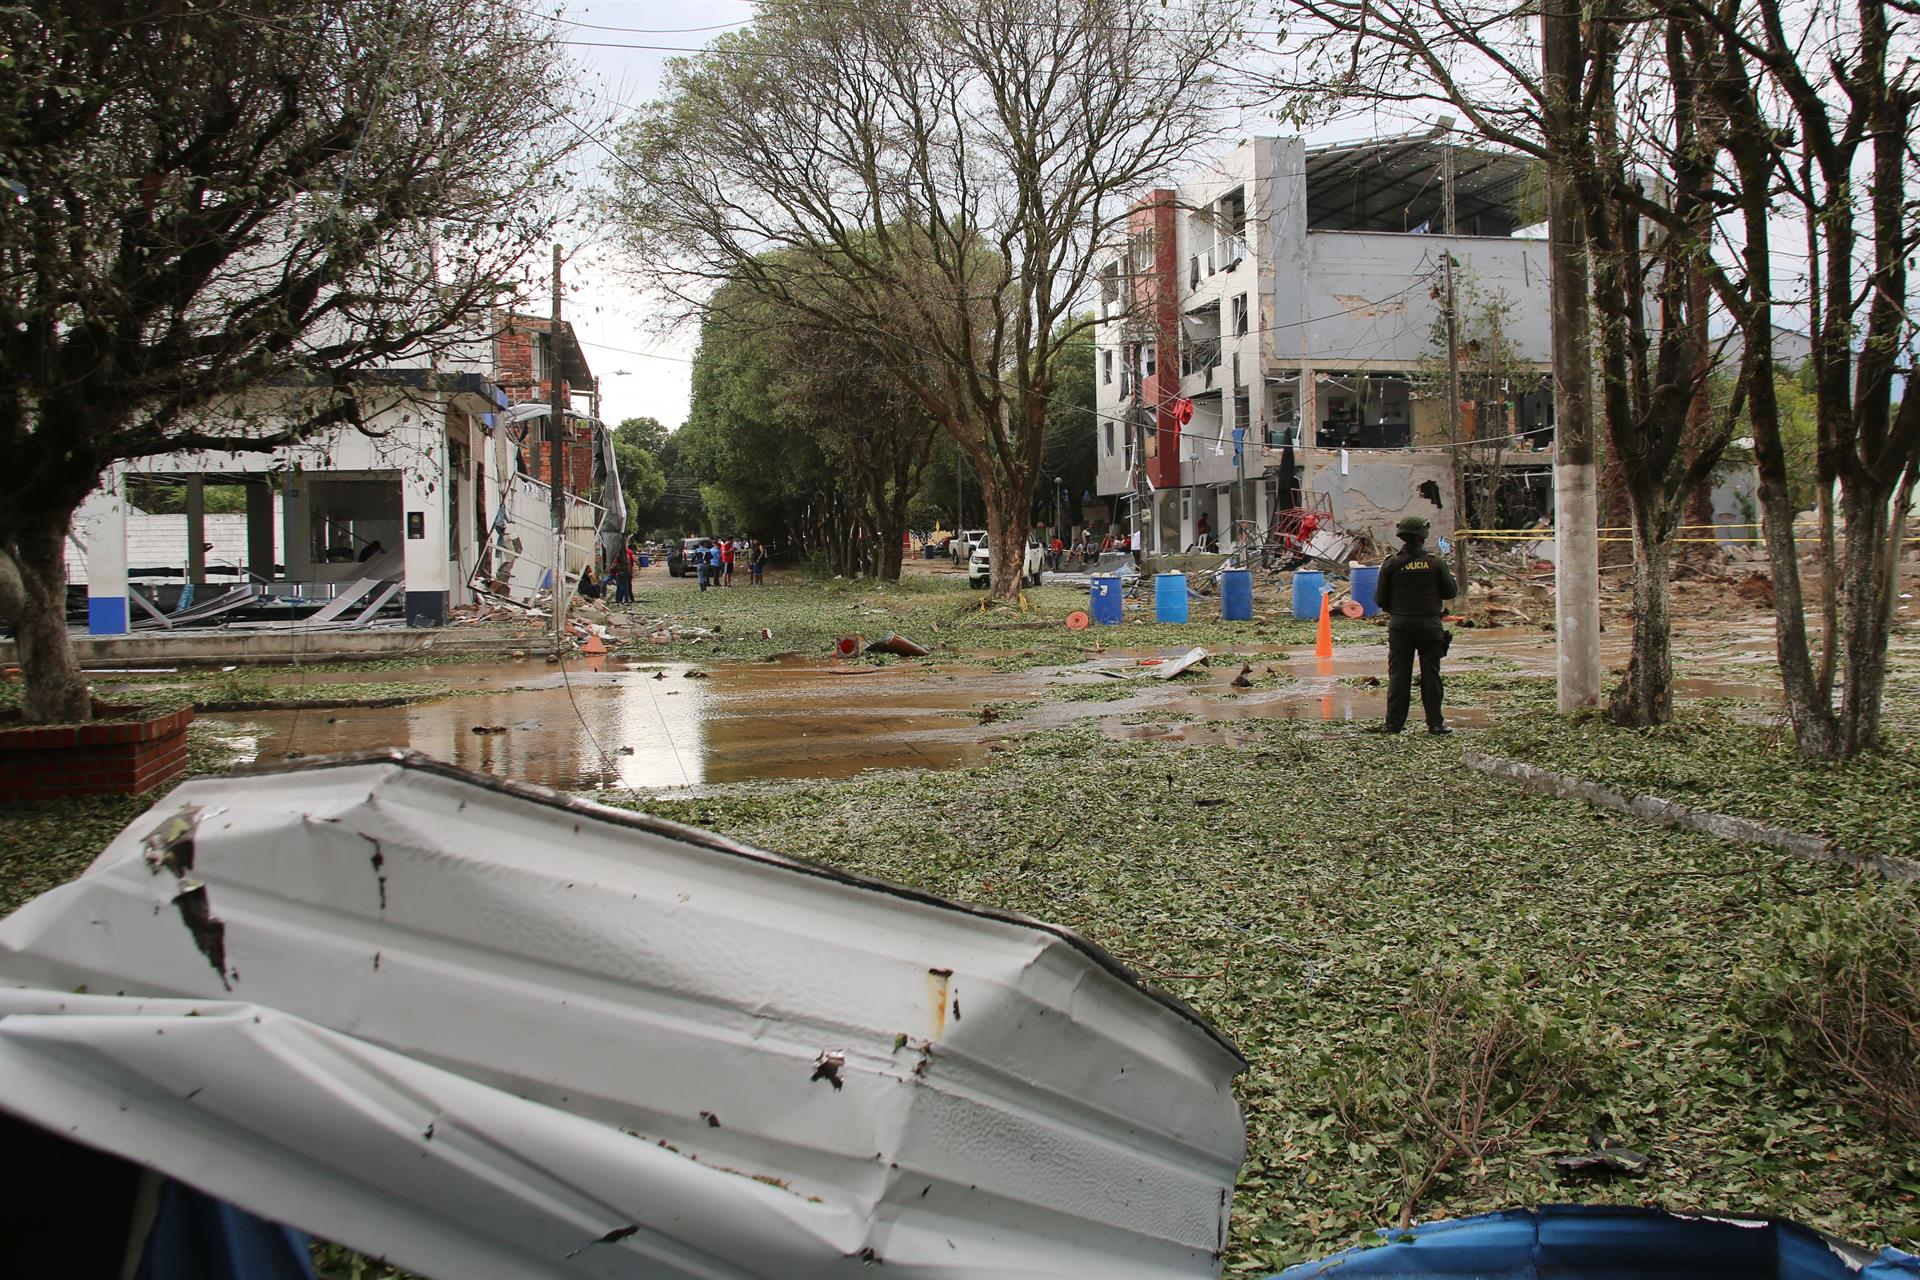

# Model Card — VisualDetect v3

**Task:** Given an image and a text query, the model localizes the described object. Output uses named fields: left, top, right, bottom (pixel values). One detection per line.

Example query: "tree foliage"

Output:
left=680, top=278, right=940, bottom=578
left=0, top=0, right=585, bottom=722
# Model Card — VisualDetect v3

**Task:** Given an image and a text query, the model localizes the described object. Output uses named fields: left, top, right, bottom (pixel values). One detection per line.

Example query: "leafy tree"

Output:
left=615, top=416, right=671, bottom=455
left=681, top=279, right=940, bottom=577
left=0, top=0, right=582, bottom=723
left=619, top=0, right=1241, bottom=599
left=612, top=438, right=667, bottom=526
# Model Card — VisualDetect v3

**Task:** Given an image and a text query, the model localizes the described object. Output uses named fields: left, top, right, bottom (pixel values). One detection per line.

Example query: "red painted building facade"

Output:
left=1131, top=192, right=1184, bottom=492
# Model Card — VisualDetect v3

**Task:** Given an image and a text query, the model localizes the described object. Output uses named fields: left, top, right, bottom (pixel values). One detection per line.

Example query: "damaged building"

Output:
left=1093, top=131, right=1555, bottom=554
left=68, top=317, right=611, bottom=635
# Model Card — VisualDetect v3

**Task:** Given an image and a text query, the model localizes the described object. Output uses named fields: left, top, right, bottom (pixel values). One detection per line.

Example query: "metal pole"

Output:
left=1543, top=2, right=1602, bottom=709
left=1444, top=252, right=1468, bottom=584
left=549, top=243, right=566, bottom=641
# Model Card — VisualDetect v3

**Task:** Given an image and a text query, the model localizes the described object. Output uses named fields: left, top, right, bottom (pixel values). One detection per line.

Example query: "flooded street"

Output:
left=196, top=621, right=1786, bottom=791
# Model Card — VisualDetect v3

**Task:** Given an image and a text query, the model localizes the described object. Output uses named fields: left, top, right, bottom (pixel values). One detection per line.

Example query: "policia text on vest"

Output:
left=1372, top=516, right=1458, bottom=735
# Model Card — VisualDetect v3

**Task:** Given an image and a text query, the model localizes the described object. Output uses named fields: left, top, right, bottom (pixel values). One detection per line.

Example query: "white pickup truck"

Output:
left=968, top=536, right=1046, bottom=590
left=949, top=528, right=987, bottom=563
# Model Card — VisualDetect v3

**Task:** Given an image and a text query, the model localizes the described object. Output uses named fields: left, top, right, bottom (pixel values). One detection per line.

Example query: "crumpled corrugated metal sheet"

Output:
left=0, top=753, right=1245, bottom=1278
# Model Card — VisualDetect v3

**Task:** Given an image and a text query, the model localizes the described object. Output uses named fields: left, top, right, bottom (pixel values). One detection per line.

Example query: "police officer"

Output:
left=1373, top=515, right=1458, bottom=734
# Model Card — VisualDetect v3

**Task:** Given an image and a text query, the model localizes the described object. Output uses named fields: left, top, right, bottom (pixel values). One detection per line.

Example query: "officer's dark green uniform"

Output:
left=1374, top=515, right=1458, bottom=734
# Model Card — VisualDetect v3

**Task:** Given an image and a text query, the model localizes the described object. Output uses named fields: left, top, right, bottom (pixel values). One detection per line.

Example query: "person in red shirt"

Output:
left=720, top=538, right=736, bottom=587
left=1048, top=535, right=1063, bottom=571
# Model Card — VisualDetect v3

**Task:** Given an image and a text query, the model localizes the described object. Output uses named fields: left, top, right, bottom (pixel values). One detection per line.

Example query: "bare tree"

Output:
left=0, top=0, right=586, bottom=724
left=1270, top=0, right=1748, bottom=727
left=1674, top=0, right=1920, bottom=758
left=617, top=0, right=1243, bottom=599
left=1273, top=0, right=1920, bottom=755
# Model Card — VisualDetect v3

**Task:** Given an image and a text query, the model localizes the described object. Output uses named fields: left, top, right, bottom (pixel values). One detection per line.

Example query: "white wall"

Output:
left=67, top=499, right=285, bottom=587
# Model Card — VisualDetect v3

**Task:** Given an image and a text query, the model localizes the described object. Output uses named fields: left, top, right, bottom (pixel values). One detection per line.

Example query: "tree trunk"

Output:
left=982, top=477, right=1027, bottom=600
left=1599, top=458, right=1634, bottom=567
left=1676, top=471, right=1719, bottom=573
left=1607, top=511, right=1675, bottom=727
left=1749, top=392, right=1837, bottom=758
left=0, top=514, right=93, bottom=724
left=1836, top=480, right=1897, bottom=756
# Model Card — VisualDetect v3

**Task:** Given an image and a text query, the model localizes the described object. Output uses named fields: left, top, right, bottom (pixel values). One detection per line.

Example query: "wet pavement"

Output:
left=189, top=622, right=1787, bottom=792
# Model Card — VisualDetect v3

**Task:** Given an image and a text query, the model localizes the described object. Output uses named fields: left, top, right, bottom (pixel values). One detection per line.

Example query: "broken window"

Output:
left=1220, top=188, right=1247, bottom=266
left=1231, top=294, right=1248, bottom=337
left=1101, top=350, right=1113, bottom=386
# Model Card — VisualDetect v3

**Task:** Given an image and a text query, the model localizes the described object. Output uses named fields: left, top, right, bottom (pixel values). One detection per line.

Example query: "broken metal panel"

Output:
left=472, top=472, right=601, bottom=607
left=0, top=754, right=1245, bottom=1278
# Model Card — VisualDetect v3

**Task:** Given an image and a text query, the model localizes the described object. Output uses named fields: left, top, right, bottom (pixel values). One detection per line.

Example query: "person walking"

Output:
left=720, top=537, right=736, bottom=587
left=611, top=553, right=633, bottom=605
left=748, top=539, right=766, bottom=585
left=1372, top=515, right=1458, bottom=735
left=695, top=541, right=711, bottom=591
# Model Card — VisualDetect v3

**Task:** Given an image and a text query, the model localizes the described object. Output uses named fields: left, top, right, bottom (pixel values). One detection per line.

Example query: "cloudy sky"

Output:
left=551, top=1, right=757, bottom=432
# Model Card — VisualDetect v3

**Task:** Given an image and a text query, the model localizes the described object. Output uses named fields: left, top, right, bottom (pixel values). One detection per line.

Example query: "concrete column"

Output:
left=184, top=476, right=206, bottom=587
left=87, top=472, right=129, bottom=635
left=402, top=440, right=450, bottom=626
left=246, top=480, right=275, bottom=585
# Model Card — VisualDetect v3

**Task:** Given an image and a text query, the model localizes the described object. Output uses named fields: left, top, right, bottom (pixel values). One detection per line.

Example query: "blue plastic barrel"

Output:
left=638, top=553, right=651, bottom=568
left=1290, top=570, right=1326, bottom=620
left=1154, top=572, right=1189, bottom=623
left=1219, top=568, right=1253, bottom=620
left=1089, top=575, right=1123, bottom=625
left=1349, top=564, right=1380, bottom=616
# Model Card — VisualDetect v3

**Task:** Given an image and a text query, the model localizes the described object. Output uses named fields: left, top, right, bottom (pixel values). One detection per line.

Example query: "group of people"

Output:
left=576, top=535, right=770, bottom=603
left=577, top=537, right=645, bottom=605
left=693, top=537, right=764, bottom=591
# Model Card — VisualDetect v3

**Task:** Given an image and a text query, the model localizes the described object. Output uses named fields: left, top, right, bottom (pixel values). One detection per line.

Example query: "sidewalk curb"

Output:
left=1462, top=750, right=1920, bottom=883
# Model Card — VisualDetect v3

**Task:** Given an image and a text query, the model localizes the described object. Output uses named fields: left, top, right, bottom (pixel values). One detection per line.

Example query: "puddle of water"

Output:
left=233, top=660, right=1004, bottom=792
left=212, top=623, right=1781, bottom=790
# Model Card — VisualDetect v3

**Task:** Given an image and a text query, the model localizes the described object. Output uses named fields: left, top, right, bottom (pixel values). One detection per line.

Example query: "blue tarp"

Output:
left=135, top=1179, right=315, bottom=1280
left=1274, top=1206, right=1920, bottom=1279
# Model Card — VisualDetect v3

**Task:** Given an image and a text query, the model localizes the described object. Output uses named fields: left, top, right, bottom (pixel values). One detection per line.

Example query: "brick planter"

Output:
left=0, top=704, right=194, bottom=804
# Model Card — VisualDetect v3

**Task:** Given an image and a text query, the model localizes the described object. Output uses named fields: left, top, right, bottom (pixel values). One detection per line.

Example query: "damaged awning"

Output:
left=0, top=753, right=1245, bottom=1279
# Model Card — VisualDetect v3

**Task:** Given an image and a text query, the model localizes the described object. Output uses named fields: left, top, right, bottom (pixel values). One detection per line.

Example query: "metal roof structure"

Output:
left=1305, top=134, right=1538, bottom=236
left=0, top=753, right=1246, bottom=1279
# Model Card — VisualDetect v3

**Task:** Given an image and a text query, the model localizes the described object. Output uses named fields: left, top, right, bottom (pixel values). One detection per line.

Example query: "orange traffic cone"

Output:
left=1315, top=591, right=1333, bottom=658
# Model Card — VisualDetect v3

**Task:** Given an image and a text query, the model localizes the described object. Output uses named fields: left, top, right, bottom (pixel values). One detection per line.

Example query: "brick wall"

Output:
left=0, top=706, right=194, bottom=804
left=495, top=318, right=593, bottom=497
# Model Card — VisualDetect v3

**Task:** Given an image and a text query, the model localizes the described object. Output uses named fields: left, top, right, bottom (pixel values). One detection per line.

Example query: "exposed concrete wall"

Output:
left=1298, top=230, right=1550, bottom=370
left=1301, top=449, right=1456, bottom=547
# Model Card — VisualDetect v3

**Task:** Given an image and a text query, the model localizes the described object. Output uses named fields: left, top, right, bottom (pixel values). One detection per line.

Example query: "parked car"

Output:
left=968, top=537, right=1046, bottom=589
left=949, top=529, right=987, bottom=563
left=666, top=537, right=713, bottom=578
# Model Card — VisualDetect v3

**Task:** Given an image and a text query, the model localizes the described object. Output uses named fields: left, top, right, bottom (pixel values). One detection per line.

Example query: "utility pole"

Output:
left=1132, top=341, right=1151, bottom=559
left=549, top=243, right=566, bottom=640
left=1440, top=142, right=1470, bottom=585
left=1542, top=3, right=1602, bottom=709
left=1444, top=252, right=1468, bottom=584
